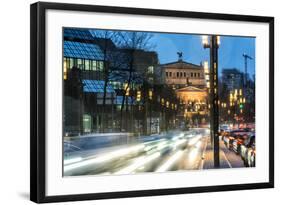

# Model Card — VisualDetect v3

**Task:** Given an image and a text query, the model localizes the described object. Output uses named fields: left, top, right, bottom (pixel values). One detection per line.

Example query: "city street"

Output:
left=64, top=128, right=246, bottom=176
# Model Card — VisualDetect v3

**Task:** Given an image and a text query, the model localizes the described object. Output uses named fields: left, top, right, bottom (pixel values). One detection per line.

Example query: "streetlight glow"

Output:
left=124, top=83, right=130, bottom=96
left=149, top=89, right=153, bottom=100
left=216, top=36, right=221, bottom=46
left=166, top=101, right=169, bottom=108
left=203, top=61, right=209, bottom=71
left=202, top=35, right=209, bottom=48
left=161, top=98, right=165, bottom=106
left=136, top=90, right=141, bottom=102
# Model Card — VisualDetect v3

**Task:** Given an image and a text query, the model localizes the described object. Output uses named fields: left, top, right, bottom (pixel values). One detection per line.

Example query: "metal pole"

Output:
left=210, top=35, right=220, bottom=168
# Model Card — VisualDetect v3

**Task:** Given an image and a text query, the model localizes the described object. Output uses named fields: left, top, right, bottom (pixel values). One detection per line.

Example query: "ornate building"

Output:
left=176, top=86, right=208, bottom=126
left=161, top=59, right=206, bottom=89
left=159, top=57, right=209, bottom=127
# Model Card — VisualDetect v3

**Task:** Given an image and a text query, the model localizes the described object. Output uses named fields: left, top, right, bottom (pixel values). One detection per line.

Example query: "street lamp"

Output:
left=202, top=34, right=220, bottom=168
left=136, top=90, right=141, bottom=102
left=202, top=36, right=209, bottom=48
left=149, top=89, right=153, bottom=100
left=124, top=83, right=130, bottom=96
left=166, top=101, right=170, bottom=108
left=148, top=89, right=153, bottom=135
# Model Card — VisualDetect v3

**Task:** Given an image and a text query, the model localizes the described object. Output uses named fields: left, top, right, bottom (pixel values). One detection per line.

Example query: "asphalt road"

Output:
left=64, top=129, right=209, bottom=176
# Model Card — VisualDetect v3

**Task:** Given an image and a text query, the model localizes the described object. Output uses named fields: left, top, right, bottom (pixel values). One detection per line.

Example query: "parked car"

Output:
left=240, top=135, right=255, bottom=167
left=220, top=129, right=230, bottom=141
left=232, top=133, right=254, bottom=154
left=223, top=129, right=250, bottom=150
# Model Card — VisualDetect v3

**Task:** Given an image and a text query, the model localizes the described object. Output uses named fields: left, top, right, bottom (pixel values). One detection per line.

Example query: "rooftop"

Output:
left=64, top=40, right=104, bottom=60
left=176, top=86, right=206, bottom=92
left=64, top=28, right=95, bottom=41
left=160, top=60, right=202, bottom=70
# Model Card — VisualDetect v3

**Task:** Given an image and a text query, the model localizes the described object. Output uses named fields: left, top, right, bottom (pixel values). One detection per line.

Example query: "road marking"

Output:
left=221, top=148, right=232, bottom=168
left=199, top=136, right=208, bottom=170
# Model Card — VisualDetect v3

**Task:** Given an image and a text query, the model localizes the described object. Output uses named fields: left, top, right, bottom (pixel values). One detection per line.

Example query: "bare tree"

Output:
left=91, top=30, right=125, bottom=132
left=115, top=31, right=154, bottom=132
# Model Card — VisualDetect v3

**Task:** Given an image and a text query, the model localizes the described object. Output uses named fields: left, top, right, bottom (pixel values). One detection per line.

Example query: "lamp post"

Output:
left=149, top=89, right=153, bottom=135
left=202, top=35, right=220, bottom=168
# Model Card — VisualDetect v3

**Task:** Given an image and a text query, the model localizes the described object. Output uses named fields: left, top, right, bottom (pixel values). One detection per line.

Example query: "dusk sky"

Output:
left=90, top=29, right=255, bottom=79
left=150, top=32, right=255, bottom=79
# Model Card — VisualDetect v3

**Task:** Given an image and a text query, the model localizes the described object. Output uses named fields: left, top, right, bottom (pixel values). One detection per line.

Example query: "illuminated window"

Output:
left=77, top=59, right=83, bottom=69
left=92, top=60, right=97, bottom=71
left=69, top=58, right=74, bottom=69
left=85, top=59, right=90, bottom=70
left=97, top=61, right=104, bottom=71
left=63, top=58, right=67, bottom=80
left=100, top=61, right=104, bottom=71
left=147, top=66, right=154, bottom=74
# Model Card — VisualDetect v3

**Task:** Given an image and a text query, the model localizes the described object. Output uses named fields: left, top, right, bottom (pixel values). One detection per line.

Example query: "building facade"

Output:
left=176, top=86, right=208, bottom=126
left=159, top=59, right=209, bottom=127
left=161, top=60, right=206, bottom=89
left=63, top=28, right=163, bottom=136
left=221, top=68, right=244, bottom=91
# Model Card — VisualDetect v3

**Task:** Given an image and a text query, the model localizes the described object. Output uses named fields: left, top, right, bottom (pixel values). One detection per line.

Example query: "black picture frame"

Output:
left=30, top=1, right=274, bottom=203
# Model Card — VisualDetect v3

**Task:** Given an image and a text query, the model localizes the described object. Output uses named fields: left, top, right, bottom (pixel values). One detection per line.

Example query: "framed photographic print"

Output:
left=30, top=2, right=274, bottom=203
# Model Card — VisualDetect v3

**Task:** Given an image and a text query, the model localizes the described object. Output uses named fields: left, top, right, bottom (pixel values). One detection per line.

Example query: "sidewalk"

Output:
left=201, top=137, right=233, bottom=169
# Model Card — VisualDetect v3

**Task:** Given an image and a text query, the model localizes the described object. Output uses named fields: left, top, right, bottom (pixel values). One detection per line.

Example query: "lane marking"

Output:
left=199, top=136, right=208, bottom=170
left=221, top=148, right=233, bottom=168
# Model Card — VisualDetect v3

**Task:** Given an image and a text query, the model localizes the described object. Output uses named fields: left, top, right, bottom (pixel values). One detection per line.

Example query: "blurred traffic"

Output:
left=220, top=124, right=255, bottom=167
left=64, top=128, right=208, bottom=176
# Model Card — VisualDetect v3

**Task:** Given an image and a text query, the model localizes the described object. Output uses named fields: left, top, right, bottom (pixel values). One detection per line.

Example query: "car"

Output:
left=246, top=146, right=255, bottom=167
left=220, top=129, right=230, bottom=141
left=232, top=133, right=254, bottom=154
left=240, top=135, right=255, bottom=167
left=223, top=129, right=250, bottom=150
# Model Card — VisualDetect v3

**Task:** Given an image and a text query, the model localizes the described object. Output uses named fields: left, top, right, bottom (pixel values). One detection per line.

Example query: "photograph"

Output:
left=62, top=28, right=256, bottom=176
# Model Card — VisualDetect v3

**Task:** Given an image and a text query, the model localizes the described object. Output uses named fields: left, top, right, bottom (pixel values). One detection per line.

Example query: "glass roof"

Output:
left=64, top=41, right=104, bottom=60
left=64, top=28, right=94, bottom=41
left=83, top=80, right=115, bottom=93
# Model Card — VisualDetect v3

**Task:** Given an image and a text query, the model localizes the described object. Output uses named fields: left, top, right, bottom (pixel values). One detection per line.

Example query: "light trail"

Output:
left=64, top=144, right=145, bottom=172
left=114, top=152, right=161, bottom=174
left=188, top=141, right=202, bottom=161
left=64, top=157, right=82, bottom=165
left=156, top=150, right=184, bottom=172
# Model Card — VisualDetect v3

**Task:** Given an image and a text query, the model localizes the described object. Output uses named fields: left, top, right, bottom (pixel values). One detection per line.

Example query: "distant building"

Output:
left=160, top=59, right=206, bottom=89
left=221, top=68, right=244, bottom=91
left=159, top=58, right=208, bottom=126
left=63, top=28, right=160, bottom=135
